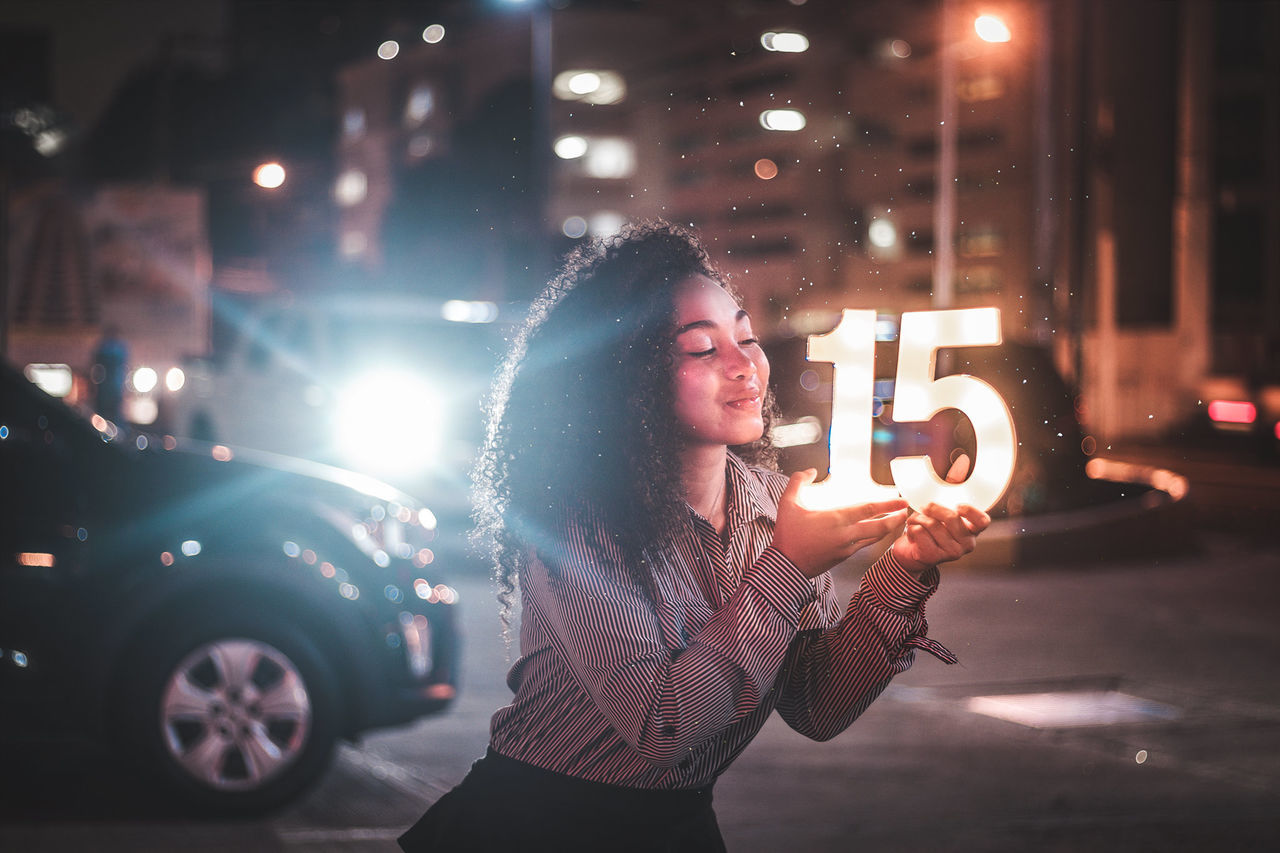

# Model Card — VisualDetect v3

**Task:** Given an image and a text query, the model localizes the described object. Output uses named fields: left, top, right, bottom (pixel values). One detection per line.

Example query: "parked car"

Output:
left=0, top=362, right=459, bottom=814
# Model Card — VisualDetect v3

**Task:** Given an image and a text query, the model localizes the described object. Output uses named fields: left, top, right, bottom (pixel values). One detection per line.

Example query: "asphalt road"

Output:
left=2, top=447, right=1277, bottom=852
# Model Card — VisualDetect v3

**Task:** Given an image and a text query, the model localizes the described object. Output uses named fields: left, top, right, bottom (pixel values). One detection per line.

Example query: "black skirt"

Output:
left=397, top=747, right=726, bottom=853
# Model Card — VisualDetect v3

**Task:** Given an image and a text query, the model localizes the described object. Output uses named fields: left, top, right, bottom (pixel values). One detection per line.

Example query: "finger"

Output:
left=957, top=504, right=992, bottom=533
left=783, top=469, right=817, bottom=504
left=945, top=453, right=971, bottom=484
left=938, top=508, right=972, bottom=543
left=845, top=497, right=909, bottom=522
left=909, top=513, right=950, bottom=554
left=850, top=508, right=909, bottom=542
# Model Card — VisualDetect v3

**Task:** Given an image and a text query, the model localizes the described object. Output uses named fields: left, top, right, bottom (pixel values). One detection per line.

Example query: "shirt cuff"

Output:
left=744, top=546, right=817, bottom=626
left=862, top=548, right=939, bottom=614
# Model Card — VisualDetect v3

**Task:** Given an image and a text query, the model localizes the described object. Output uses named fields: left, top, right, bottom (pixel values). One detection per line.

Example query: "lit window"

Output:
left=568, top=72, right=600, bottom=95
left=553, top=69, right=626, bottom=105
left=761, top=31, right=809, bottom=53
left=868, top=219, right=897, bottom=249
left=554, top=135, right=589, bottom=159
left=959, top=227, right=1003, bottom=258
left=957, top=75, right=1006, bottom=102
left=760, top=110, right=806, bottom=132
left=405, top=85, right=434, bottom=124
left=343, top=108, right=366, bottom=138
left=589, top=211, right=626, bottom=237
left=334, top=169, right=368, bottom=207
left=583, top=138, right=636, bottom=179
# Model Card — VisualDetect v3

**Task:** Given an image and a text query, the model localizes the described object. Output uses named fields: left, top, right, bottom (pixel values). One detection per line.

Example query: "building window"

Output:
left=553, top=70, right=626, bottom=105
left=957, top=265, right=1002, bottom=293
left=405, top=85, right=434, bottom=126
left=557, top=136, right=636, bottom=179
left=343, top=107, right=366, bottom=139
left=958, top=226, right=1003, bottom=258
left=334, top=170, right=368, bottom=207
left=957, top=74, right=1005, bottom=102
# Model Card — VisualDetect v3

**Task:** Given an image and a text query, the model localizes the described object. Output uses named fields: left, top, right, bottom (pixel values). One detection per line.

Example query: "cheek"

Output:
left=672, top=367, right=714, bottom=422
left=756, top=352, right=771, bottom=387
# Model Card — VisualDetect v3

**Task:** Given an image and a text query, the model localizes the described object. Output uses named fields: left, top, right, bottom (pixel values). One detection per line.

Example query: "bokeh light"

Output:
left=253, top=162, right=286, bottom=189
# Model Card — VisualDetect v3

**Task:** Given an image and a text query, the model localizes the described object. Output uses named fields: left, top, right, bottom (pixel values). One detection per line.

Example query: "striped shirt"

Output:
left=489, top=451, right=952, bottom=790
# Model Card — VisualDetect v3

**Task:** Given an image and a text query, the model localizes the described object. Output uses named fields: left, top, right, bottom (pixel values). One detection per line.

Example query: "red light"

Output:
left=1274, top=421, right=1280, bottom=441
left=1207, top=400, right=1256, bottom=424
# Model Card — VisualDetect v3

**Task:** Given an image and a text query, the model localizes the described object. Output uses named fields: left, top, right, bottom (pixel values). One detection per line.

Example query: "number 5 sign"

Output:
left=800, top=307, right=1017, bottom=513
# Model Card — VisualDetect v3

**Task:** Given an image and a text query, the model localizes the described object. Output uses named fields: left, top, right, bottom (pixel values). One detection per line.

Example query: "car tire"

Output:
left=119, top=610, right=343, bottom=815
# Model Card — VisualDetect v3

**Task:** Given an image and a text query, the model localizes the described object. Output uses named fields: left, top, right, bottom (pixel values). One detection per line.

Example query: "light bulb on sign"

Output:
left=800, top=307, right=1017, bottom=513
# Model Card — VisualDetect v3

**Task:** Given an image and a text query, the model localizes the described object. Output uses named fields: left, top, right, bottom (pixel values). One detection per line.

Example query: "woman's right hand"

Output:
left=771, top=469, right=910, bottom=579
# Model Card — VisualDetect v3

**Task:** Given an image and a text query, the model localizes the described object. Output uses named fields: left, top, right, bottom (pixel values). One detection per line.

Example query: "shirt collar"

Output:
left=724, top=450, right=775, bottom=525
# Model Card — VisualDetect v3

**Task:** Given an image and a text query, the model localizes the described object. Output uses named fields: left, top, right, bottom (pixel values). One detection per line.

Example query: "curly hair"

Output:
left=471, top=220, right=779, bottom=623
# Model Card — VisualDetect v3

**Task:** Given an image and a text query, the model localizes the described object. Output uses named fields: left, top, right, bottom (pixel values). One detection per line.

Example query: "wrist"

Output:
left=888, top=542, right=933, bottom=577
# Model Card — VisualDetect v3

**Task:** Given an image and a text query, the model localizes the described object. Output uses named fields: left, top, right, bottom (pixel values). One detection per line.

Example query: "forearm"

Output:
left=776, top=549, right=945, bottom=740
left=530, top=545, right=816, bottom=766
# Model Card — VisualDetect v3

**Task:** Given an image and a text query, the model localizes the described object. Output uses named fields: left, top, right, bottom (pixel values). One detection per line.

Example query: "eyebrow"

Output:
left=675, top=310, right=750, bottom=336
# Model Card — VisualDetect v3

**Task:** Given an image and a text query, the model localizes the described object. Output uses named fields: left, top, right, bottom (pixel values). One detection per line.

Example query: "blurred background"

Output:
left=3, top=0, right=1277, bottom=510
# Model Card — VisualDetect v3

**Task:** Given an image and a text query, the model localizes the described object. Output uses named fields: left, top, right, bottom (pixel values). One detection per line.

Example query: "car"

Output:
left=163, top=290, right=506, bottom=512
left=0, top=361, right=460, bottom=815
left=1191, top=375, right=1280, bottom=460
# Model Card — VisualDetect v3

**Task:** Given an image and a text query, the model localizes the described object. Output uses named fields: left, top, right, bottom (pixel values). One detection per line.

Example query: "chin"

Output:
left=729, top=423, right=766, bottom=446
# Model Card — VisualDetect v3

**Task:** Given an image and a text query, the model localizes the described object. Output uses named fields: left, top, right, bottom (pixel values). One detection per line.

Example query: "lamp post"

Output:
left=932, top=2, right=1011, bottom=310
left=502, top=0, right=553, bottom=231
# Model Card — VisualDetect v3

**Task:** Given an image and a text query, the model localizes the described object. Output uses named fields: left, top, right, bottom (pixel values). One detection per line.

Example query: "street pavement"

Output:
left=2, top=443, right=1277, bottom=852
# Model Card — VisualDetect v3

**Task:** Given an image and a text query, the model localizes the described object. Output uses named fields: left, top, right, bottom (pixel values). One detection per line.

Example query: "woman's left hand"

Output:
left=889, top=454, right=991, bottom=576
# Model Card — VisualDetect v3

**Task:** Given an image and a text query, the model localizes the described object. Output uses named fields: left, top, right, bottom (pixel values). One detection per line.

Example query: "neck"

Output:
left=682, top=444, right=729, bottom=531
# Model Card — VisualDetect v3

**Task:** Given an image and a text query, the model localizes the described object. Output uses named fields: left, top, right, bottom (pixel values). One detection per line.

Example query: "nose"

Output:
left=725, top=345, right=757, bottom=380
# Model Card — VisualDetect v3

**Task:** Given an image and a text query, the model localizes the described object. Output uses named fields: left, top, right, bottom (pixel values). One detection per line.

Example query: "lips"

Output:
left=725, top=389, right=762, bottom=410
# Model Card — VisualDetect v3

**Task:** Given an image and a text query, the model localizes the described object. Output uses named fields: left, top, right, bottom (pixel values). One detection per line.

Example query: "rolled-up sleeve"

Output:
left=775, top=547, right=953, bottom=741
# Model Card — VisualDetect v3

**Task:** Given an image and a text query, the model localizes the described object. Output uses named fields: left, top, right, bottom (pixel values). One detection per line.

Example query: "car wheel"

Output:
left=121, top=613, right=342, bottom=815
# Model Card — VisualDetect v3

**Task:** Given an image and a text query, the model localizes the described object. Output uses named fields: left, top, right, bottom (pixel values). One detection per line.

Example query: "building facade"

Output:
left=331, top=0, right=1277, bottom=444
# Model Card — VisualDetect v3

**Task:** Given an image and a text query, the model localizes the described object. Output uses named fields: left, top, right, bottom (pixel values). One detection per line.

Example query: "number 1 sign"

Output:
left=799, top=307, right=1017, bottom=513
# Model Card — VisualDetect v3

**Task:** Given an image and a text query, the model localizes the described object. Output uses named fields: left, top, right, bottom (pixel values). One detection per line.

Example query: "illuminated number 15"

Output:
left=800, top=307, right=1017, bottom=513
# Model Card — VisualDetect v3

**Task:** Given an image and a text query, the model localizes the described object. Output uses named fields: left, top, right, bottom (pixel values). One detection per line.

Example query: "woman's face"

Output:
left=670, top=275, right=770, bottom=448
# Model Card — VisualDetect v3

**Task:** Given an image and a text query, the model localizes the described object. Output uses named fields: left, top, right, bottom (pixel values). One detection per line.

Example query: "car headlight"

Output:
left=334, top=370, right=445, bottom=476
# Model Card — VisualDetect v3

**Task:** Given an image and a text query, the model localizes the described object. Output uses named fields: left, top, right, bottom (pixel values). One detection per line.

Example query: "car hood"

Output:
left=114, top=438, right=428, bottom=516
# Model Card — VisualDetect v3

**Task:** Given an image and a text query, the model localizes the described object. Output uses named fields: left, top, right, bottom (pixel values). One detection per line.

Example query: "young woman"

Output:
left=399, top=221, right=989, bottom=852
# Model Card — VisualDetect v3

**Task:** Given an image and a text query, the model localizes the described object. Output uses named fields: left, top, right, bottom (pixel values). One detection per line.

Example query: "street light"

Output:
left=933, top=3, right=1011, bottom=310
left=253, top=161, right=286, bottom=189
left=974, top=14, right=1012, bottom=43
